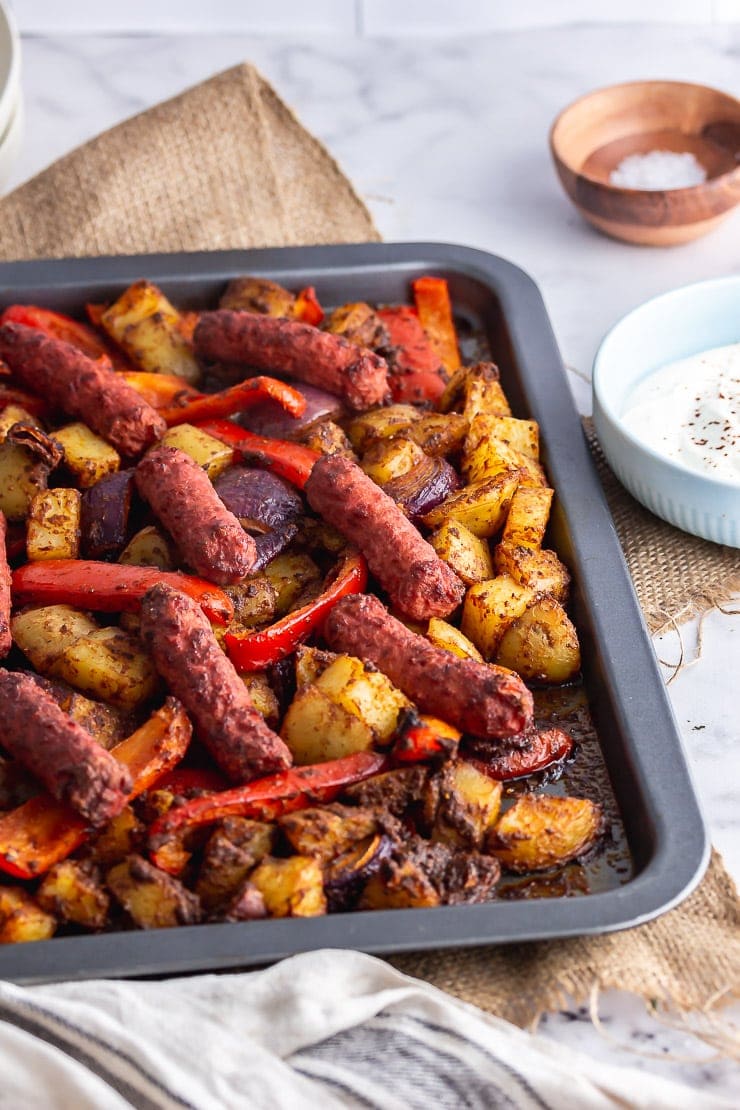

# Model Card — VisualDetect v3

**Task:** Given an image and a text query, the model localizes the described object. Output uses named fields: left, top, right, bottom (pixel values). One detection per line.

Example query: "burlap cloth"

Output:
left=0, top=64, right=737, bottom=1029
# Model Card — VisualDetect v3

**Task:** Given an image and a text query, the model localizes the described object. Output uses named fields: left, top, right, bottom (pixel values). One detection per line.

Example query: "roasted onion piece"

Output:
left=324, top=833, right=393, bottom=912
left=382, top=456, right=460, bottom=520
left=239, top=383, right=344, bottom=441
left=81, top=470, right=134, bottom=559
left=251, top=523, right=299, bottom=572
left=214, top=466, right=303, bottom=531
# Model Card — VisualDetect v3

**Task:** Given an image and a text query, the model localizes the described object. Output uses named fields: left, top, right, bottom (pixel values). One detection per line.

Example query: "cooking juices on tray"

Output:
left=0, top=274, right=605, bottom=942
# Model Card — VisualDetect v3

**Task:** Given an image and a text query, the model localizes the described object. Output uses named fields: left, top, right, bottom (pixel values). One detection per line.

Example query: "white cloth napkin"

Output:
left=0, top=950, right=729, bottom=1110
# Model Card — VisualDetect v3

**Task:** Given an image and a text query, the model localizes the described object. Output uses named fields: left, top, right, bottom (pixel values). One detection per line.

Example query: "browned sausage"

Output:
left=0, top=513, right=11, bottom=658
left=305, top=454, right=464, bottom=621
left=0, top=322, right=166, bottom=457
left=194, top=310, right=390, bottom=412
left=135, top=445, right=256, bottom=585
left=324, top=594, right=533, bottom=741
left=0, top=670, right=132, bottom=824
left=140, top=583, right=292, bottom=781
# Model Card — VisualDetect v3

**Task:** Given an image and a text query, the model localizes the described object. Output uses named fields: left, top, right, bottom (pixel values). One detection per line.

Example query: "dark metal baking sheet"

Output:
left=0, top=242, right=708, bottom=983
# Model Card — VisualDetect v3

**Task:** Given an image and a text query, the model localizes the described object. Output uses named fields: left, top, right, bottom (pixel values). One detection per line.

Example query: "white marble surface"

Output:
left=6, top=23, right=740, bottom=1103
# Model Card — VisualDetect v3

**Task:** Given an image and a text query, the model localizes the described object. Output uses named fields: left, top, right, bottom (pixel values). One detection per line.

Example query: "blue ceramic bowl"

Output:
left=593, top=275, right=740, bottom=547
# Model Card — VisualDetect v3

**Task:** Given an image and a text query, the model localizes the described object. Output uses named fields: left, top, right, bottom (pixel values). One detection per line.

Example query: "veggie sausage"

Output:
left=194, top=310, right=390, bottom=412
left=0, top=322, right=166, bottom=457
left=305, top=454, right=464, bottom=621
left=140, top=583, right=292, bottom=781
left=324, top=594, right=533, bottom=741
left=135, top=445, right=256, bottom=585
left=0, top=513, right=11, bottom=658
left=0, top=670, right=132, bottom=824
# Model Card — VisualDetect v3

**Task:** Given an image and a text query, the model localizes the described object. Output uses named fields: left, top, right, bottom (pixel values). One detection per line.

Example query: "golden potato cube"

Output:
left=101, top=280, right=201, bottom=384
left=426, top=618, right=484, bottom=662
left=107, top=856, right=201, bottom=928
left=280, top=806, right=377, bottom=862
left=26, top=487, right=81, bottom=561
left=54, top=423, right=120, bottom=488
left=489, top=794, right=603, bottom=872
left=241, top=672, right=280, bottom=726
left=494, top=544, right=571, bottom=603
left=294, top=646, right=338, bottom=688
left=225, top=575, right=278, bottom=629
left=56, top=626, right=158, bottom=708
left=421, top=472, right=520, bottom=539
left=47, top=682, right=136, bottom=749
left=487, top=417, right=539, bottom=459
left=281, top=684, right=375, bottom=764
left=0, top=441, right=49, bottom=520
left=161, top=424, right=235, bottom=480
left=11, top=605, right=99, bottom=674
left=463, top=417, right=547, bottom=487
left=86, top=806, right=144, bottom=866
left=429, top=519, right=493, bottom=586
left=461, top=576, right=536, bottom=660
left=361, top=437, right=426, bottom=486
left=37, top=860, right=110, bottom=929
left=264, top=553, right=320, bottom=617
left=347, top=404, right=419, bottom=452
left=359, top=859, right=440, bottom=910
left=432, top=760, right=503, bottom=849
left=495, top=595, right=581, bottom=683
left=500, top=486, right=554, bottom=550
left=301, top=420, right=356, bottom=459
left=407, top=412, right=469, bottom=457
left=0, top=404, right=41, bottom=441
left=250, top=855, right=327, bottom=917
left=462, top=375, right=512, bottom=420
left=196, top=819, right=276, bottom=913
left=316, top=654, right=410, bottom=744
left=119, top=525, right=176, bottom=569
left=0, top=888, right=56, bottom=943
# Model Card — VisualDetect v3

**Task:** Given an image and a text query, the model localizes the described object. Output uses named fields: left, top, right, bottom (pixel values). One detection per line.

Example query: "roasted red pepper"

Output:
left=294, top=286, right=324, bottom=326
left=392, top=711, right=461, bottom=763
left=153, top=767, right=229, bottom=796
left=12, top=560, right=234, bottom=625
left=149, top=750, right=388, bottom=874
left=2, top=305, right=133, bottom=372
left=196, top=418, right=319, bottom=489
left=226, top=548, right=368, bottom=672
left=120, top=371, right=201, bottom=409
left=377, top=305, right=446, bottom=405
left=0, top=384, right=49, bottom=418
left=0, top=700, right=191, bottom=879
left=412, top=276, right=461, bottom=375
left=469, top=728, right=574, bottom=781
left=160, top=376, right=306, bottom=427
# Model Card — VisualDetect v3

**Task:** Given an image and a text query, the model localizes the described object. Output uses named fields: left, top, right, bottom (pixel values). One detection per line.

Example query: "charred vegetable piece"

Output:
left=382, top=456, right=461, bottom=520
left=85, top=806, right=145, bottom=867
left=107, top=855, right=202, bottom=929
left=324, top=834, right=393, bottom=912
left=359, top=856, right=440, bottom=910
left=250, top=855, right=326, bottom=918
left=37, top=859, right=110, bottom=930
left=80, top=469, right=134, bottom=559
left=196, top=818, right=275, bottom=914
left=12, top=560, right=234, bottom=624
left=323, top=302, right=387, bottom=349
left=159, top=376, right=306, bottom=427
left=213, top=466, right=303, bottom=531
left=467, top=727, right=574, bottom=781
left=279, top=804, right=378, bottom=862
left=393, top=711, right=461, bottom=763
left=488, top=794, right=603, bottom=872
left=430, top=760, right=502, bottom=850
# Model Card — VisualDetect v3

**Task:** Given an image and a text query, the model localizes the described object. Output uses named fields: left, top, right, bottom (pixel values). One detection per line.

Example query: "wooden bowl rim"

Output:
left=549, top=78, right=740, bottom=195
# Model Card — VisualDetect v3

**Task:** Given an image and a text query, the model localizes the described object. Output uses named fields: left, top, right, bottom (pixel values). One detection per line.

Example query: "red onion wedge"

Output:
left=213, top=467, right=303, bottom=531
left=239, top=383, right=344, bottom=441
left=382, top=456, right=461, bottom=520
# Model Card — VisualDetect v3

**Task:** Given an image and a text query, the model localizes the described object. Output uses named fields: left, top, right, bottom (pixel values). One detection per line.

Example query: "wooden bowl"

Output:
left=550, top=80, right=740, bottom=245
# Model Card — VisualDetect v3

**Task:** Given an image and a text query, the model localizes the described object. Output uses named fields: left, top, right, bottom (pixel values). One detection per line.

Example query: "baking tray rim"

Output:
left=0, top=241, right=709, bottom=983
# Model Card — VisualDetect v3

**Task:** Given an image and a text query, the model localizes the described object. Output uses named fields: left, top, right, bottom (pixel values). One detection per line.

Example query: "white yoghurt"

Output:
left=621, top=342, right=740, bottom=483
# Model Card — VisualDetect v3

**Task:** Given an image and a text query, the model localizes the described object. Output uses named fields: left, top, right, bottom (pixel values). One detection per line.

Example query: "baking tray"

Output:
left=0, top=242, right=709, bottom=983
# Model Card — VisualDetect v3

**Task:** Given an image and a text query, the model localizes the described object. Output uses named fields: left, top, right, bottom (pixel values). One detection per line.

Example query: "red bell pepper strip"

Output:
left=294, top=286, right=324, bottom=326
left=12, top=560, right=234, bottom=625
left=153, top=767, right=229, bottom=796
left=392, top=712, right=461, bottom=764
left=469, top=728, right=574, bottom=782
left=160, top=377, right=306, bottom=428
left=226, top=548, right=368, bottom=672
left=412, top=276, right=461, bottom=375
left=389, top=370, right=447, bottom=406
left=377, top=306, right=446, bottom=405
left=196, top=418, right=319, bottom=489
left=120, top=371, right=202, bottom=409
left=0, top=384, right=49, bottom=418
left=149, top=750, right=389, bottom=874
left=1, top=305, right=134, bottom=372
left=0, top=700, right=192, bottom=879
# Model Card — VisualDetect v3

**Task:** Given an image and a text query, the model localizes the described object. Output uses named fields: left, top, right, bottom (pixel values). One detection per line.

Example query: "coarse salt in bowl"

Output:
left=593, top=275, right=740, bottom=548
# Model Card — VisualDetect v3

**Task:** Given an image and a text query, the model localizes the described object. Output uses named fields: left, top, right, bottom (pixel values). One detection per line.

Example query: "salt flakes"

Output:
left=609, top=150, right=707, bottom=190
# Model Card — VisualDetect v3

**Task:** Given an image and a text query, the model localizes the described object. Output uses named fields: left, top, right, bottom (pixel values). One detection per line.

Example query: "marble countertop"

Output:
left=8, top=22, right=740, bottom=1102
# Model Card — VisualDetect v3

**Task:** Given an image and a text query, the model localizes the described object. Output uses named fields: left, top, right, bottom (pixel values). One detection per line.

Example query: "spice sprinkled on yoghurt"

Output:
left=621, top=342, right=740, bottom=483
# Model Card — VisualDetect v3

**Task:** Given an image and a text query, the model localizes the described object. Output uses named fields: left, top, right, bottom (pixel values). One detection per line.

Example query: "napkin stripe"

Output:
left=0, top=996, right=192, bottom=1110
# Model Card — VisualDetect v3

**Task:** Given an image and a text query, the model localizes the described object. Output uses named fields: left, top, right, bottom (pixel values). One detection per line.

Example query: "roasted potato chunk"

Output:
left=196, top=818, right=275, bottom=913
left=0, top=441, right=49, bottom=520
left=11, top=605, right=99, bottom=674
left=463, top=417, right=546, bottom=488
left=347, top=404, right=419, bottom=453
left=314, top=654, right=410, bottom=744
left=280, top=805, right=378, bottom=862
left=37, top=860, right=110, bottom=929
left=119, top=525, right=177, bottom=570
left=281, top=685, right=375, bottom=764
left=429, top=519, right=493, bottom=586
left=224, top=575, right=278, bottom=629
left=54, top=423, right=120, bottom=488
left=426, top=617, right=484, bottom=662
left=359, top=858, right=440, bottom=910
left=264, top=553, right=321, bottom=617
left=26, top=488, right=81, bottom=561
left=430, top=761, right=503, bottom=850
left=421, top=472, right=520, bottom=538
left=461, top=575, right=537, bottom=660
left=161, top=423, right=235, bottom=480
left=250, top=856, right=327, bottom=917
left=494, top=544, right=571, bottom=603
left=407, top=412, right=468, bottom=457
left=101, top=280, right=201, bottom=384
left=107, top=856, right=201, bottom=928
left=486, top=416, right=539, bottom=459
left=56, top=626, right=158, bottom=708
left=495, top=595, right=581, bottom=683
left=301, top=420, right=356, bottom=459
left=488, top=794, right=603, bottom=872
left=361, top=437, right=426, bottom=486
left=86, top=806, right=145, bottom=866
left=500, top=486, right=553, bottom=550
left=324, top=302, right=387, bottom=348
left=0, top=888, right=56, bottom=943
left=0, top=404, right=40, bottom=440
left=241, top=673, right=280, bottom=726
left=220, top=276, right=296, bottom=317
